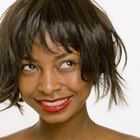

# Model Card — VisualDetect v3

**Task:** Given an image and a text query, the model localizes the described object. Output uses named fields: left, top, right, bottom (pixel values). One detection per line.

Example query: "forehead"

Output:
left=32, top=43, right=67, bottom=57
left=21, top=31, right=79, bottom=61
left=32, top=32, right=78, bottom=56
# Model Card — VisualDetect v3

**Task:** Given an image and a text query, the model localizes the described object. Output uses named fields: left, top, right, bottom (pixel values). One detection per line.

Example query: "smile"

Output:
left=38, top=96, right=73, bottom=112
left=42, top=98, right=68, bottom=106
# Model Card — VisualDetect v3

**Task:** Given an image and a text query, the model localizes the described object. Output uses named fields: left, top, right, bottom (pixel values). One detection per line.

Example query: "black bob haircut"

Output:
left=0, top=0, right=127, bottom=112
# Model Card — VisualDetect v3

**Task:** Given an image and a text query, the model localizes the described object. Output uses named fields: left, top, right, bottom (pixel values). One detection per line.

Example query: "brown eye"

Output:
left=22, top=64, right=37, bottom=71
left=59, top=61, right=74, bottom=69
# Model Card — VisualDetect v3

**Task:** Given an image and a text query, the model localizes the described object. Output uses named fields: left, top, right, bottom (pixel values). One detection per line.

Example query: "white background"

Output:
left=0, top=0, right=140, bottom=137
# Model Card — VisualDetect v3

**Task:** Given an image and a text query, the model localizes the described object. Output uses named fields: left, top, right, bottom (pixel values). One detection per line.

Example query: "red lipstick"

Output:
left=38, top=96, right=73, bottom=112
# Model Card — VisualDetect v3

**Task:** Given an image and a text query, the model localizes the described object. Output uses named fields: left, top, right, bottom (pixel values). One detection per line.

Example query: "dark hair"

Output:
left=0, top=0, right=127, bottom=112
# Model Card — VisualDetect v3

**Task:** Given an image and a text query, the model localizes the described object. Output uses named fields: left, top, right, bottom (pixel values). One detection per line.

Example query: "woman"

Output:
left=0, top=0, right=139, bottom=139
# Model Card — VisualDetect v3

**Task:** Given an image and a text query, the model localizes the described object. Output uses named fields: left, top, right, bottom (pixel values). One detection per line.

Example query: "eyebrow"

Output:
left=21, top=52, right=78, bottom=62
left=55, top=52, right=72, bottom=60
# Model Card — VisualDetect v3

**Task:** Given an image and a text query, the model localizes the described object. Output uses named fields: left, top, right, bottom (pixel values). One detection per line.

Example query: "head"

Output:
left=0, top=0, right=127, bottom=112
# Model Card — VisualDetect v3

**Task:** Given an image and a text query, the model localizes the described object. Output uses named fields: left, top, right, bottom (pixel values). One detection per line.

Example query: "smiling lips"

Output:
left=38, top=96, right=73, bottom=112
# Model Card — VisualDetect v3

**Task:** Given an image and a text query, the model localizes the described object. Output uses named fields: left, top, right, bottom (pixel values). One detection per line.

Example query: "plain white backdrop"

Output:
left=0, top=0, right=140, bottom=137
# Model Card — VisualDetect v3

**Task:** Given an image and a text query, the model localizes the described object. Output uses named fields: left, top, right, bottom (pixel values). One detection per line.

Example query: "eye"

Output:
left=59, top=61, right=76, bottom=69
left=21, top=64, right=38, bottom=72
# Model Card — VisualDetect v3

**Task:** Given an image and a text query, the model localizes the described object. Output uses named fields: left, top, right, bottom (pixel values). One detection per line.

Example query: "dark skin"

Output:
left=1, top=106, right=139, bottom=140
left=0, top=33, right=139, bottom=140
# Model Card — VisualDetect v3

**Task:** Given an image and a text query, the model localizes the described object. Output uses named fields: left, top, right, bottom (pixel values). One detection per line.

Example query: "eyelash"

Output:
left=59, top=60, right=77, bottom=69
left=21, top=64, right=37, bottom=71
left=20, top=60, right=80, bottom=72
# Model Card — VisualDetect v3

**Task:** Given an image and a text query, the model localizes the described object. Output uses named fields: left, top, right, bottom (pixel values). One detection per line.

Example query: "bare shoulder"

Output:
left=121, top=134, right=140, bottom=140
left=95, top=124, right=140, bottom=140
left=119, top=134, right=140, bottom=140
left=0, top=127, right=32, bottom=140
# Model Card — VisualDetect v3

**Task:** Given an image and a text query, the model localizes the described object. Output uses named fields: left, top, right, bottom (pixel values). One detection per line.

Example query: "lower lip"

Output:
left=38, top=97, right=73, bottom=113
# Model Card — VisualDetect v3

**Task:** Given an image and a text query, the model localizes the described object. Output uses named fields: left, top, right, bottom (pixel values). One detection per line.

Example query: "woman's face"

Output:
left=18, top=33, right=92, bottom=124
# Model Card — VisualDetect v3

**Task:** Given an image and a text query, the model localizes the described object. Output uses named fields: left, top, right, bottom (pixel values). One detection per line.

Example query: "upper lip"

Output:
left=36, top=96, right=73, bottom=102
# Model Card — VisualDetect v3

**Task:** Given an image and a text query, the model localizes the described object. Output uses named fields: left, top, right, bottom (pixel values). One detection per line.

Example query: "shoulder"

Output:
left=95, top=124, right=140, bottom=140
left=118, top=135, right=140, bottom=140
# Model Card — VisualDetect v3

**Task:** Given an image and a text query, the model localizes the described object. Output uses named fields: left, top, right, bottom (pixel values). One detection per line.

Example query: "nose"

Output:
left=37, top=69, right=62, bottom=95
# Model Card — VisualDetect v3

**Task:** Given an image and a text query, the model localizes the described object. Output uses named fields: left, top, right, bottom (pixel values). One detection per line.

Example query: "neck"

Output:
left=33, top=104, right=96, bottom=140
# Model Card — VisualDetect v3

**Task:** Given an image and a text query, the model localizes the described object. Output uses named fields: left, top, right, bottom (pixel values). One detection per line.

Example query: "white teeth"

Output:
left=42, top=98, right=68, bottom=106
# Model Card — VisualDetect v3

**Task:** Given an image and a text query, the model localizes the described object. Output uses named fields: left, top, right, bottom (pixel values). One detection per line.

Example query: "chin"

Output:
left=40, top=111, right=74, bottom=124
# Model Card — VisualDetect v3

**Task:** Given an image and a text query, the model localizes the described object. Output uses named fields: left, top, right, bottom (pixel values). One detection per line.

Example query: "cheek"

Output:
left=58, top=69, right=83, bottom=86
left=60, top=70, right=91, bottom=93
left=18, top=76, right=37, bottom=97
